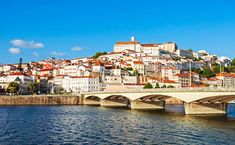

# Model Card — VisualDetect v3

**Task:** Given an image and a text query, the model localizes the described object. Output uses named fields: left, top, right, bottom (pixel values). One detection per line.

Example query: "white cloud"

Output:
left=9, top=48, right=21, bottom=54
left=51, top=51, right=66, bottom=56
left=10, top=39, right=44, bottom=48
left=32, top=52, right=39, bottom=57
left=71, top=46, right=82, bottom=51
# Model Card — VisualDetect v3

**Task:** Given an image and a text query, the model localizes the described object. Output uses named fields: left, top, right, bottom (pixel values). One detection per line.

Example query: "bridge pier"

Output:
left=130, top=100, right=165, bottom=110
left=184, top=102, right=227, bottom=115
left=83, top=99, right=100, bottom=106
left=100, top=99, right=128, bottom=107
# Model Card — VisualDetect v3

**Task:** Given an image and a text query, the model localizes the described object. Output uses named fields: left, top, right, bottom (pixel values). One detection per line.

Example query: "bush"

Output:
left=167, top=85, right=174, bottom=88
left=155, top=83, right=160, bottom=88
left=161, top=85, right=167, bottom=88
left=143, top=83, right=153, bottom=89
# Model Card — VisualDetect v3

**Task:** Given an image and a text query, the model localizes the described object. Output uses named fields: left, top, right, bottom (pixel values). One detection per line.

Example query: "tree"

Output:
left=132, top=70, right=138, bottom=76
left=155, top=83, right=160, bottom=88
left=7, top=82, right=20, bottom=95
left=92, top=52, right=107, bottom=59
left=27, top=82, right=38, bottom=94
left=143, top=83, right=153, bottom=89
left=188, top=48, right=193, bottom=53
left=167, top=85, right=174, bottom=88
left=202, top=67, right=214, bottom=78
left=231, top=58, right=235, bottom=66
left=161, top=85, right=167, bottom=88
left=59, top=87, right=65, bottom=94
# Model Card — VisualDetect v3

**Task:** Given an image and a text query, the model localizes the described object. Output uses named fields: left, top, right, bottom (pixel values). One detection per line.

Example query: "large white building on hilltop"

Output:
left=114, top=36, right=142, bottom=52
left=113, top=36, right=178, bottom=54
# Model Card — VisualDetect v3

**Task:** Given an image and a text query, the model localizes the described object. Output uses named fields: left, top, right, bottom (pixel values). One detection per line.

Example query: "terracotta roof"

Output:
left=208, top=77, right=219, bottom=81
left=163, top=79, right=176, bottom=83
left=9, top=72, right=24, bottom=76
left=175, top=74, right=190, bottom=77
left=133, top=61, right=144, bottom=65
left=40, top=68, right=53, bottom=71
left=71, top=76, right=95, bottom=79
left=142, top=44, right=159, bottom=47
left=216, top=73, right=235, bottom=78
left=116, top=41, right=140, bottom=45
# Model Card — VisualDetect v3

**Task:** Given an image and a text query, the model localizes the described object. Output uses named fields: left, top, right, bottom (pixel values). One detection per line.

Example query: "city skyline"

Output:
left=1, top=0, right=235, bottom=63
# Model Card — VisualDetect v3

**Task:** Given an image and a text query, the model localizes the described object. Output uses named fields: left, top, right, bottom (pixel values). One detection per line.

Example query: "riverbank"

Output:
left=0, top=95, right=80, bottom=105
left=0, top=95, right=183, bottom=106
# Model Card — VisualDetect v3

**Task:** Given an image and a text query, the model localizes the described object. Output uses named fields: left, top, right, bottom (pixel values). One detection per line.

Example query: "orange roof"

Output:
left=216, top=73, right=235, bottom=78
left=142, top=44, right=159, bottom=47
left=9, top=72, right=24, bottom=76
left=175, top=74, right=190, bottom=77
left=163, top=79, right=176, bottom=83
left=71, top=76, right=95, bottom=79
left=116, top=41, right=140, bottom=45
left=208, top=77, right=219, bottom=81
left=133, top=61, right=144, bottom=65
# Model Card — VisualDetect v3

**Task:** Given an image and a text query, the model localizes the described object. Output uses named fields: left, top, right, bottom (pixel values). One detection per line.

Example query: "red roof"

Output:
left=142, top=44, right=159, bottom=47
left=133, top=61, right=144, bottom=65
left=216, top=73, right=235, bottom=78
left=71, top=76, right=95, bottom=79
left=9, top=72, right=24, bottom=76
left=208, top=77, right=219, bottom=81
left=116, top=41, right=140, bottom=45
left=40, top=68, right=53, bottom=71
left=163, top=79, right=176, bottom=83
left=175, top=74, right=190, bottom=77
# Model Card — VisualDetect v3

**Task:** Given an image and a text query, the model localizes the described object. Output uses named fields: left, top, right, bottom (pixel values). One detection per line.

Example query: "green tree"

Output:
left=59, top=87, right=65, bottom=94
left=27, top=82, right=38, bottom=94
left=143, top=83, right=153, bottom=89
left=231, top=58, right=235, bottom=66
left=92, top=52, right=107, bottom=59
left=202, top=67, right=214, bottom=78
left=132, top=70, right=138, bottom=76
left=7, top=82, right=20, bottom=94
left=167, top=85, right=174, bottom=88
left=155, top=83, right=160, bottom=88
left=188, top=48, right=193, bottom=52
left=161, top=85, right=167, bottom=88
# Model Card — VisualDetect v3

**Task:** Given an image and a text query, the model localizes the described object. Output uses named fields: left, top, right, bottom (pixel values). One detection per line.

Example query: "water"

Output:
left=0, top=104, right=234, bottom=145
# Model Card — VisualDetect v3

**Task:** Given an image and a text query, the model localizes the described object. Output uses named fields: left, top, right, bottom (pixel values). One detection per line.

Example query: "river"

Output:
left=0, top=104, right=234, bottom=144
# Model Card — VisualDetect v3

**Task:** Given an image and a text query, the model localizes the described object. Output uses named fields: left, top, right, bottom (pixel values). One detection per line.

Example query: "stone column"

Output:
left=100, top=99, right=128, bottom=107
left=130, top=100, right=165, bottom=110
left=184, top=102, right=227, bottom=115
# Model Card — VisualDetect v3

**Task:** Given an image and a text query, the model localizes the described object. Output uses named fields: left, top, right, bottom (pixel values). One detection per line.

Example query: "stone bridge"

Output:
left=80, top=88, right=235, bottom=115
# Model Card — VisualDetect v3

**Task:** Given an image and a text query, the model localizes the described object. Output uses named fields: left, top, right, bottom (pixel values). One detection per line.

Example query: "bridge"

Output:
left=80, top=88, right=235, bottom=115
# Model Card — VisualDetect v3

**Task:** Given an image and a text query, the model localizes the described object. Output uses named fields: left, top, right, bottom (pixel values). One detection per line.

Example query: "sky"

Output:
left=1, top=0, right=235, bottom=64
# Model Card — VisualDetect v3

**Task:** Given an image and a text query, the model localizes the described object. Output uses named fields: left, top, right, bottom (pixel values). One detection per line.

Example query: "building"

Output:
left=161, top=67, right=180, bottom=80
left=175, top=49, right=193, bottom=58
left=132, top=61, right=145, bottom=75
left=216, top=73, right=235, bottom=87
left=114, top=36, right=142, bottom=52
left=62, top=76, right=100, bottom=94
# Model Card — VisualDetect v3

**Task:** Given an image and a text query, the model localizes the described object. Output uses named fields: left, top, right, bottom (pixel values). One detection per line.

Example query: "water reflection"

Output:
left=0, top=104, right=234, bottom=144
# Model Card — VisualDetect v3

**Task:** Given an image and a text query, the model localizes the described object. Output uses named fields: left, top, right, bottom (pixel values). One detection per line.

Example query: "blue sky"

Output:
left=1, top=0, right=235, bottom=63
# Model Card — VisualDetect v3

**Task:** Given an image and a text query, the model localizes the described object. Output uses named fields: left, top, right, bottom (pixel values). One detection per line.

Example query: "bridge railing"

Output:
left=82, top=87, right=235, bottom=95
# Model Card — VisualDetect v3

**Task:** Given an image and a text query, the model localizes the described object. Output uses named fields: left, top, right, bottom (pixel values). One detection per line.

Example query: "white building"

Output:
left=114, top=36, right=142, bottom=52
left=161, top=68, right=181, bottom=80
left=62, top=76, right=100, bottom=94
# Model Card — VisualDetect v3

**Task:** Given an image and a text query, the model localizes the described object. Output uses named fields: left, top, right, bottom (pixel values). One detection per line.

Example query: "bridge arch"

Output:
left=193, top=95, right=235, bottom=103
left=133, top=94, right=174, bottom=102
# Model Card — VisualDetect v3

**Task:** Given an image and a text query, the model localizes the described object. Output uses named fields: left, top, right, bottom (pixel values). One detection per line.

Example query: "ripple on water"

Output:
left=0, top=105, right=234, bottom=144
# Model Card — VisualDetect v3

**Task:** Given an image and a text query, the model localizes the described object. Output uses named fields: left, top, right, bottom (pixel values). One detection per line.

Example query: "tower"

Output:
left=131, top=36, right=135, bottom=42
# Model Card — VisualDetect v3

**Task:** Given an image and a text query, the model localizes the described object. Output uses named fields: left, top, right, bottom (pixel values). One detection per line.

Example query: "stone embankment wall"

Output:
left=0, top=95, right=80, bottom=105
